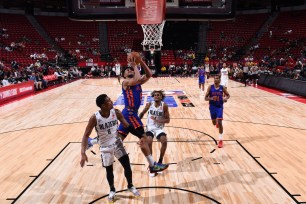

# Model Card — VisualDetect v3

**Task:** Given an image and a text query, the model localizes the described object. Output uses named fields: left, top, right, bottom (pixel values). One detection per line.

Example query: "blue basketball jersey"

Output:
left=122, top=83, right=142, bottom=110
left=198, top=68, right=205, bottom=78
left=209, top=84, right=223, bottom=107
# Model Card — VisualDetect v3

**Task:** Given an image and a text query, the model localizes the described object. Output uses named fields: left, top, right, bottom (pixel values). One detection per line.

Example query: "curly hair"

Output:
left=151, top=90, right=166, bottom=101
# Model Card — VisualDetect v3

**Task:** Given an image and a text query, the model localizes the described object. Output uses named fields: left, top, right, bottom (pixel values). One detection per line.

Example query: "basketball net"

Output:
left=141, top=21, right=165, bottom=51
left=135, top=0, right=166, bottom=51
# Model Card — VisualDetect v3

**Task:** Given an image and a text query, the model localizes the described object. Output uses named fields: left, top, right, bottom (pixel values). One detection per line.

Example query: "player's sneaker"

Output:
left=218, top=140, right=223, bottom=148
left=108, top=191, right=116, bottom=202
left=149, top=162, right=169, bottom=173
left=147, top=166, right=157, bottom=177
left=128, top=186, right=141, bottom=197
left=149, top=172, right=157, bottom=177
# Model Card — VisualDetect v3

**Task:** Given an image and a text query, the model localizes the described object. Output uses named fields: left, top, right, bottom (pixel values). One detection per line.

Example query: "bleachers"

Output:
left=1, top=11, right=305, bottom=71
left=0, top=13, right=55, bottom=67
left=206, top=13, right=268, bottom=59
left=106, top=21, right=143, bottom=64
left=254, top=10, right=306, bottom=60
left=36, top=16, right=100, bottom=62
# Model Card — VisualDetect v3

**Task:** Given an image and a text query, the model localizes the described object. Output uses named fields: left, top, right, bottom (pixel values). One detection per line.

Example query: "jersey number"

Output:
left=107, top=129, right=111, bottom=134
left=213, top=96, right=220, bottom=101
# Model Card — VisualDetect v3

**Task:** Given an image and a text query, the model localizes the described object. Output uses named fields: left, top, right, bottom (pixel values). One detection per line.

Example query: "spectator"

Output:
left=1, top=75, right=10, bottom=86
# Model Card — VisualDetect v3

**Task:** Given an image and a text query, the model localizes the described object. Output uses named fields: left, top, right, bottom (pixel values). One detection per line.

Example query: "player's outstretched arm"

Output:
left=80, top=115, right=96, bottom=167
left=139, top=102, right=151, bottom=119
left=205, top=85, right=212, bottom=101
left=124, top=58, right=142, bottom=85
left=139, top=59, right=152, bottom=85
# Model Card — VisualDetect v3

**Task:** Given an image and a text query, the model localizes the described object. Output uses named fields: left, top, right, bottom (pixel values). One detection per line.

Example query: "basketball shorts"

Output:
left=220, top=78, right=228, bottom=87
left=118, top=109, right=144, bottom=138
left=115, top=70, right=120, bottom=76
left=146, top=126, right=167, bottom=140
left=209, top=105, right=223, bottom=120
left=100, top=137, right=127, bottom=167
left=199, top=76, right=205, bottom=84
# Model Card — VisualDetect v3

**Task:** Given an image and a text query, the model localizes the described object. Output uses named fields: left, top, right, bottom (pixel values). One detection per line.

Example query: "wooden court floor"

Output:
left=0, top=77, right=305, bottom=203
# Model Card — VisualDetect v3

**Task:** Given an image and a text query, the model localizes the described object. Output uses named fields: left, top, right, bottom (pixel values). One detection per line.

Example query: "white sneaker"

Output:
left=149, top=172, right=157, bottom=177
left=108, top=191, right=116, bottom=202
left=128, top=186, right=140, bottom=197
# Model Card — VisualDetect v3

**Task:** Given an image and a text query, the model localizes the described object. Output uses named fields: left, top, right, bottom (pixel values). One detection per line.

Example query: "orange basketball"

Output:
left=127, top=52, right=142, bottom=64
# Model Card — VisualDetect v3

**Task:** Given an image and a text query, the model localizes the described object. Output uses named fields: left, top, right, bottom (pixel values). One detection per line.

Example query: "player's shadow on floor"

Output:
left=175, top=169, right=268, bottom=192
left=106, top=187, right=220, bottom=204
left=235, top=134, right=280, bottom=144
left=12, top=173, right=98, bottom=202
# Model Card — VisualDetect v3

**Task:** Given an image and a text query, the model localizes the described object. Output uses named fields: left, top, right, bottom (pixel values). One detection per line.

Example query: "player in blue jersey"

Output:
left=198, top=65, right=205, bottom=94
left=118, top=53, right=169, bottom=174
left=205, top=75, right=230, bottom=148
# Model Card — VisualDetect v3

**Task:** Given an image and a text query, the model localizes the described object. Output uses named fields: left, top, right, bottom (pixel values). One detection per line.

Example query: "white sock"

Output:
left=219, top=134, right=223, bottom=140
left=146, top=155, right=155, bottom=167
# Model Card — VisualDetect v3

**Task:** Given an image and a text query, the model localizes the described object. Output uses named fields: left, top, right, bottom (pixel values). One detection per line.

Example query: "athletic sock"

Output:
left=219, top=133, right=223, bottom=140
left=146, top=155, right=155, bottom=167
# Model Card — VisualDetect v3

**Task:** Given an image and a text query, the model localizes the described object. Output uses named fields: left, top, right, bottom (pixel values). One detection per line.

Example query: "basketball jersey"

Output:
left=95, top=109, right=118, bottom=146
left=122, top=84, right=142, bottom=110
left=209, top=85, right=224, bottom=107
left=198, top=68, right=205, bottom=78
left=147, top=101, right=165, bottom=130
left=205, top=64, right=210, bottom=72
left=221, top=68, right=229, bottom=79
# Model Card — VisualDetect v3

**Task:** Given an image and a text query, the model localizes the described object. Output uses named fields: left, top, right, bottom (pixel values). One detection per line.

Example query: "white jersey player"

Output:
left=220, top=63, right=230, bottom=87
left=139, top=90, right=170, bottom=176
left=115, top=62, right=121, bottom=83
left=204, top=62, right=210, bottom=82
left=80, top=94, right=140, bottom=202
left=147, top=101, right=166, bottom=133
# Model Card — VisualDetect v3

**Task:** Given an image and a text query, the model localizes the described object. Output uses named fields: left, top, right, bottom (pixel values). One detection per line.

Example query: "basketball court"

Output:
left=1, top=77, right=306, bottom=203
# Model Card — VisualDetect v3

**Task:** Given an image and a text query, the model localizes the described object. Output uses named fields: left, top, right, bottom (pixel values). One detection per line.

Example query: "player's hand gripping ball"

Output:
left=127, top=52, right=142, bottom=64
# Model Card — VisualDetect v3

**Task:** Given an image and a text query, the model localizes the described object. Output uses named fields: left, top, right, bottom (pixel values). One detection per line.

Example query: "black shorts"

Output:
left=118, top=126, right=145, bottom=139
left=146, top=131, right=167, bottom=140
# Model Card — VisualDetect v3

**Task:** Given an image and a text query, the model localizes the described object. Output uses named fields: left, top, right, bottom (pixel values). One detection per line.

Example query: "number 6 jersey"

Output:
left=95, top=109, right=118, bottom=146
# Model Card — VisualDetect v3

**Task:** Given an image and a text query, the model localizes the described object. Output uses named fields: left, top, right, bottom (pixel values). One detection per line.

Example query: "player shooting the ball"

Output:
left=119, top=52, right=169, bottom=174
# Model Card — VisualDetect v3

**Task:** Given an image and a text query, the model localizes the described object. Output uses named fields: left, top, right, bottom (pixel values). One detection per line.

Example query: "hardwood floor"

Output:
left=0, top=78, right=305, bottom=203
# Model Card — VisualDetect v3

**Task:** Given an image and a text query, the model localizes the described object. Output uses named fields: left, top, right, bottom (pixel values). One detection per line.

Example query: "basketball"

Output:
left=127, top=52, right=142, bottom=64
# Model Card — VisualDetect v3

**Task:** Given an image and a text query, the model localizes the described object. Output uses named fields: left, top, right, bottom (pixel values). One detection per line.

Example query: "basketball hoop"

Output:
left=135, top=0, right=166, bottom=51
left=141, top=20, right=165, bottom=51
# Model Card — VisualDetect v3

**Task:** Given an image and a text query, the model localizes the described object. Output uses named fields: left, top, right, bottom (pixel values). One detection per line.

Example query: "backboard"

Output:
left=68, top=0, right=236, bottom=21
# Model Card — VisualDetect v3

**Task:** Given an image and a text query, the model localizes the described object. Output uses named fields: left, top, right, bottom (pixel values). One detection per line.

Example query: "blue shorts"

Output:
left=209, top=105, right=223, bottom=120
left=199, top=76, right=205, bottom=84
left=118, top=108, right=144, bottom=137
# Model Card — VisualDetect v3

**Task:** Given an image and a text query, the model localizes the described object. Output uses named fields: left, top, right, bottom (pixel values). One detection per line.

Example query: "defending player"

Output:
left=139, top=90, right=170, bottom=176
left=80, top=94, right=140, bottom=202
